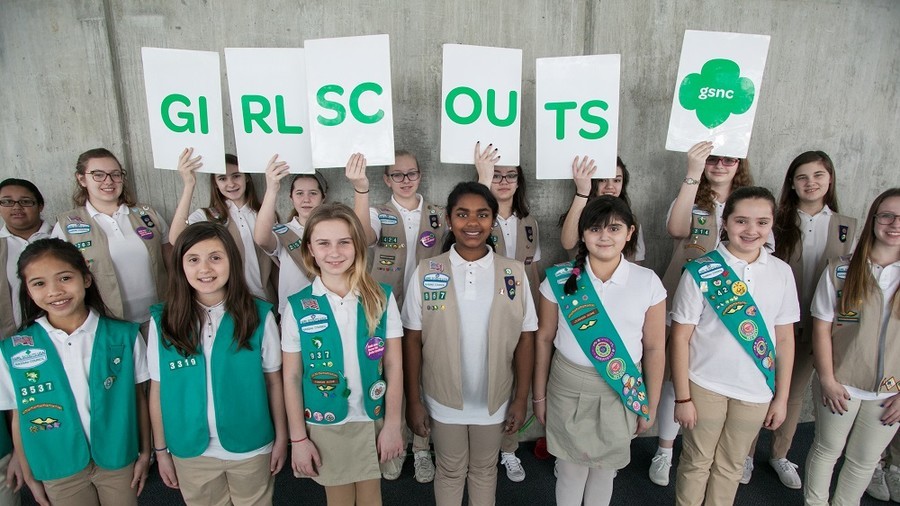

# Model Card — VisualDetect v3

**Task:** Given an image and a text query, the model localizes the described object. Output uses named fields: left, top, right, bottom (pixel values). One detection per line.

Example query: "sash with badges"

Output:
left=683, top=250, right=776, bottom=392
left=547, top=262, right=650, bottom=420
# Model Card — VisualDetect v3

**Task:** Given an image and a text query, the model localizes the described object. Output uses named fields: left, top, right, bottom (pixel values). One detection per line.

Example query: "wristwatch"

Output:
left=683, top=177, right=700, bottom=185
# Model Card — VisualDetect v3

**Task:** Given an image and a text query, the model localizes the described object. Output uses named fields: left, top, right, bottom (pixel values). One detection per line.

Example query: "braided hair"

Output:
left=563, top=196, right=636, bottom=295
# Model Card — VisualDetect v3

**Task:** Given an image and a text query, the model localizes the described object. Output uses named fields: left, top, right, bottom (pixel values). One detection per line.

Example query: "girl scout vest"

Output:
left=203, top=207, right=279, bottom=303
left=827, top=257, right=900, bottom=393
left=57, top=206, right=167, bottom=320
left=418, top=252, right=527, bottom=415
left=662, top=206, right=718, bottom=312
left=288, top=284, right=391, bottom=424
left=492, top=214, right=540, bottom=303
left=0, top=239, right=14, bottom=338
left=0, top=318, right=139, bottom=481
left=271, top=220, right=314, bottom=283
left=684, top=251, right=777, bottom=393
left=547, top=262, right=650, bottom=419
left=785, top=213, right=857, bottom=340
left=151, top=299, right=275, bottom=458
left=372, top=201, right=444, bottom=305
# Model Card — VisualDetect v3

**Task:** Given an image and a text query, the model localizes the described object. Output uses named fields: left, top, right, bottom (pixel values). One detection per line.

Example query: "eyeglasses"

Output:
left=86, top=170, right=126, bottom=183
left=875, top=213, right=900, bottom=225
left=705, top=156, right=739, bottom=168
left=0, top=197, right=37, bottom=208
left=387, top=171, right=420, bottom=183
left=492, top=173, right=519, bottom=183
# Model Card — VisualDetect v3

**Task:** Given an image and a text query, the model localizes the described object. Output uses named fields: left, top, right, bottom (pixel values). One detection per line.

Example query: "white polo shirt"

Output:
left=539, top=256, right=666, bottom=367
left=494, top=214, right=542, bottom=263
left=811, top=258, right=900, bottom=400
left=670, top=244, right=799, bottom=403
left=402, top=246, right=539, bottom=425
left=281, top=277, right=403, bottom=425
left=147, top=302, right=281, bottom=460
left=369, top=194, right=423, bottom=292
left=2, top=221, right=53, bottom=327
left=0, top=310, right=150, bottom=444
left=52, top=203, right=170, bottom=323
left=188, top=202, right=265, bottom=300
left=264, top=217, right=311, bottom=315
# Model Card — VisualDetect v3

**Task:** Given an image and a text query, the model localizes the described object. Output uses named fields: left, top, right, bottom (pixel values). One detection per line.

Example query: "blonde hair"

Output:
left=300, top=203, right=386, bottom=334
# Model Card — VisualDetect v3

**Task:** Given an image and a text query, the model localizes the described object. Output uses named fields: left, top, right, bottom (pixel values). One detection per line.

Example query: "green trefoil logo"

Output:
left=678, top=59, right=755, bottom=128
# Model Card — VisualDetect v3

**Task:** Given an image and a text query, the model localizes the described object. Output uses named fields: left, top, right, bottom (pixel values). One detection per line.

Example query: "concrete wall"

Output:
left=2, top=0, right=899, bottom=274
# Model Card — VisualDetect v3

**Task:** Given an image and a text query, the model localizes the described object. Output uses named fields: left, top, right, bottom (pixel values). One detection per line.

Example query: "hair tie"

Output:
left=572, top=267, right=581, bottom=276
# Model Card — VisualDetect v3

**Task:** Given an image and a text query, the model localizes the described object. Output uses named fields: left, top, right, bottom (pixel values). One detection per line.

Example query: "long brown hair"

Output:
left=695, top=158, right=753, bottom=212
left=774, top=151, right=840, bottom=262
left=840, top=188, right=900, bottom=317
left=73, top=148, right=137, bottom=207
left=300, top=203, right=386, bottom=335
left=287, top=171, right=328, bottom=221
left=203, top=154, right=262, bottom=224
left=162, top=222, right=260, bottom=356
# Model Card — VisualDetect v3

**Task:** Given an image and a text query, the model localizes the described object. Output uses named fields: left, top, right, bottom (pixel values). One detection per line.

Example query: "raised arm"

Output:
left=560, top=156, right=597, bottom=250
left=474, top=141, right=500, bottom=187
left=168, top=148, right=203, bottom=244
left=667, top=141, right=713, bottom=239
left=345, top=153, right=377, bottom=246
left=254, top=155, right=290, bottom=254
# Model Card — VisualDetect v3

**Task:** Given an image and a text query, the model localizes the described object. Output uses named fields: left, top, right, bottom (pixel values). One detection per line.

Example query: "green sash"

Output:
left=152, top=299, right=275, bottom=458
left=288, top=283, right=391, bottom=425
left=684, top=250, right=776, bottom=392
left=0, top=318, right=138, bottom=480
left=546, top=262, right=650, bottom=420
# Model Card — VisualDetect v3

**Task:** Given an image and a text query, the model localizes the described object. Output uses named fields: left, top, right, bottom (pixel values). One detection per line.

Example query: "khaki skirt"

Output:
left=303, top=419, right=385, bottom=486
left=546, top=353, right=637, bottom=469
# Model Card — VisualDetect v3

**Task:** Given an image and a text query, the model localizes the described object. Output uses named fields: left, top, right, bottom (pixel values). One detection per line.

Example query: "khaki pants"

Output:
left=675, top=382, right=769, bottom=506
left=430, top=419, right=504, bottom=506
left=42, top=461, right=136, bottom=506
left=804, top=381, right=899, bottom=506
left=172, top=452, right=273, bottom=506
left=0, top=454, right=19, bottom=506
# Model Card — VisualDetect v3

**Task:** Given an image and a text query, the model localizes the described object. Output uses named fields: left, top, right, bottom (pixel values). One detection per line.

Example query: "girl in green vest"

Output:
left=254, top=154, right=327, bottom=315
left=558, top=156, right=645, bottom=264
left=0, top=238, right=151, bottom=505
left=168, top=148, right=278, bottom=303
left=805, top=188, right=900, bottom=505
left=744, top=150, right=857, bottom=489
left=282, top=203, right=405, bottom=506
left=534, top=196, right=666, bottom=506
left=147, top=222, right=287, bottom=506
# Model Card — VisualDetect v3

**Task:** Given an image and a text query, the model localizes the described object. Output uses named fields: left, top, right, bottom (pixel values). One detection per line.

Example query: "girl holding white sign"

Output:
left=253, top=155, right=326, bottom=315
left=403, top=182, right=537, bottom=506
left=168, top=148, right=278, bottom=304
left=671, top=186, right=798, bottom=506
left=534, top=196, right=665, bottom=506
left=558, top=156, right=645, bottom=264
left=651, top=141, right=757, bottom=487
left=804, top=188, right=900, bottom=506
left=53, top=148, right=170, bottom=329
left=743, top=151, right=856, bottom=489
left=282, top=203, right=405, bottom=506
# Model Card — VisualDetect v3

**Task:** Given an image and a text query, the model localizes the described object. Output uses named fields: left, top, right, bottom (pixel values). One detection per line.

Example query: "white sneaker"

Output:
left=740, top=456, right=754, bottom=485
left=867, top=463, right=890, bottom=501
left=500, top=452, right=526, bottom=482
left=413, top=450, right=435, bottom=484
left=649, top=452, right=672, bottom=486
left=769, top=458, right=802, bottom=489
left=885, top=464, right=900, bottom=502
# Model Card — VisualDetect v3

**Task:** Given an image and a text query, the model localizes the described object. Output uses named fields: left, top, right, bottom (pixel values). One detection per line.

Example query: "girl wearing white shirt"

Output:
left=148, top=223, right=287, bottom=506
left=671, top=186, right=799, bottom=506
left=168, top=149, right=277, bottom=302
left=282, top=203, right=404, bottom=506
left=254, top=155, right=326, bottom=315
left=53, top=148, right=169, bottom=326
left=534, top=196, right=665, bottom=506
left=804, top=188, right=900, bottom=505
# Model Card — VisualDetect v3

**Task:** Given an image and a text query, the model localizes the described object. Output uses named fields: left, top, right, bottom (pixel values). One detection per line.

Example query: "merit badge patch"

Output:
left=590, top=338, right=614, bottom=362
left=839, top=225, right=848, bottom=243
left=739, top=320, right=758, bottom=341
left=365, top=337, right=385, bottom=360
left=136, top=226, right=154, bottom=240
left=369, top=380, right=387, bottom=401
left=141, top=214, right=155, bottom=228
left=419, top=230, right=436, bottom=248
left=429, top=214, right=440, bottom=229
left=505, top=276, right=517, bottom=300
left=731, top=281, right=748, bottom=296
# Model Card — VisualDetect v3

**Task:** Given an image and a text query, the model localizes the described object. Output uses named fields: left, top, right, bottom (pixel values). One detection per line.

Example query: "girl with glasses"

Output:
left=804, top=188, right=900, bottom=505
left=52, top=149, right=169, bottom=331
left=168, top=149, right=278, bottom=304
